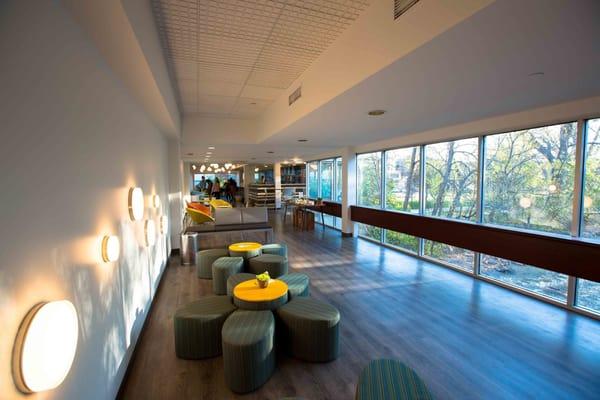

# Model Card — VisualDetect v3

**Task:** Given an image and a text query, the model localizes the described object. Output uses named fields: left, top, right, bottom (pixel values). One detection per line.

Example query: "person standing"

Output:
left=206, top=179, right=213, bottom=198
left=212, top=177, right=221, bottom=199
left=199, top=176, right=206, bottom=191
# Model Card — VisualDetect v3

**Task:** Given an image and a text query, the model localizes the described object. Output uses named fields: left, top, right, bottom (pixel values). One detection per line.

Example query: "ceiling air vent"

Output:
left=289, top=85, right=302, bottom=106
left=394, top=0, right=419, bottom=20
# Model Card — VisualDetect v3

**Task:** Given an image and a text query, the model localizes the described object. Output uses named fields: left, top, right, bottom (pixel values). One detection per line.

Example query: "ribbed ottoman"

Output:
left=222, top=310, right=276, bottom=393
left=261, top=243, right=288, bottom=258
left=212, top=257, right=244, bottom=295
left=174, top=296, right=236, bottom=359
left=226, top=273, right=256, bottom=297
left=355, top=359, right=433, bottom=400
left=196, top=248, right=229, bottom=279
left=248, top=254, right=288, bottom=278
left=276, top=297, right=340, bottom=362
left=279, top=273, right=310, bottom=299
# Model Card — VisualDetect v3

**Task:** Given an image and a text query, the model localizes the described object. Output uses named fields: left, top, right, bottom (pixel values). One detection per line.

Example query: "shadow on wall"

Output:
left=51, top=216, right=169, bottom=400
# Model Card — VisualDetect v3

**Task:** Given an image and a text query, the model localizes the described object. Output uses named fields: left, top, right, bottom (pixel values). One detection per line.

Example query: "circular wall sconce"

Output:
left=152, top=195, right=161, bottom=209
left=145, top=219, right=156, bottom=246
left=160, top=216, right=168, bottom=235
left=128, top=187, right=144, bottom=221
left=13, top=300, right=79, bottom=393
left=101, top=235, right=120, bottom=263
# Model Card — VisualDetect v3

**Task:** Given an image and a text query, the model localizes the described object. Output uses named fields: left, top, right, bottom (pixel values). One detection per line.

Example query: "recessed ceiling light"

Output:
left=368, top=110, right=386, bottom=116
left=528, top=71, right=545, bottom=77
left=208, top=146, right=215, bottom=150
left=298, top=139, right=308, bottom=142
left=267, top=151, right=274, bottom=154
left=206, top=152, right=212, bottom=155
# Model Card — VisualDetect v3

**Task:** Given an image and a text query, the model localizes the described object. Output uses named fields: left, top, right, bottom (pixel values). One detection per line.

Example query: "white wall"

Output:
left=0, top=2, right=171, bottom=399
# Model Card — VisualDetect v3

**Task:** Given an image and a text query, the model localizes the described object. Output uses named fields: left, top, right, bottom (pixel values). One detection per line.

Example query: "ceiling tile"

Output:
left=239, top=85, right=285, bottom=101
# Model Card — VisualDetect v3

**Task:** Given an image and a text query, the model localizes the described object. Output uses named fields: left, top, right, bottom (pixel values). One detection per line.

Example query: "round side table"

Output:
left=233, top=279, right=288, bottom=311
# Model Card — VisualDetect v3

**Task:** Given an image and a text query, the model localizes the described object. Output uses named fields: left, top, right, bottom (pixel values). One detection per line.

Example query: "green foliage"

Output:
left=256, top=271, right=270, bottom=281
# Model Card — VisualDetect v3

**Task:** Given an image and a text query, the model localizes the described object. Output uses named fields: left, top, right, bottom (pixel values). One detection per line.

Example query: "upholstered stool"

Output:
left=276, top=297, right=340, bottom=362
left=261, top=243, right=288, bottom=258
left=248, top=254, right=288, bottom=278
left=212, top=257, right=244, bottom=295
left=226, top=273, right=256, bottom=297
left=355, top=359, right=433, bottom=400
left=279, top=273, right=310, bottom=299
left=222, top=310, right=276, bottom=393
left=174, top=296, right=236, bottom=359
left=196, top=248, right=229, bottom=279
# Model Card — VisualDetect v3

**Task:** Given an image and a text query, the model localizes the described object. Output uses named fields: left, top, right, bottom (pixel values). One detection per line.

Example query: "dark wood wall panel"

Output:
left=350, top=206, right=600, bottom=282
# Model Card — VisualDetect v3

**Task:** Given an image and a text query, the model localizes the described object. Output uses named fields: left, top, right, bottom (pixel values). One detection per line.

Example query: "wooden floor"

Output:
left=119, top=212, right=600, bottom=400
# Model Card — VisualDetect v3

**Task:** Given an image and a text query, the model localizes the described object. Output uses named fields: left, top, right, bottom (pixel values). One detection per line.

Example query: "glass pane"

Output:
left=334, top=216, right=342, bottom=229
left=480, top=255, right=568, bottom=302
left=319, top=159, right=334, bottom=200
left=358, top=223, right=382, bottom=242
left=385, top=147, right=420, bottom=212
left=576, top=279, right=600, bottom=313
left=357, top=152, right=382, bottom=207
left=384, top=230, right=419, bottom=253
left=423, top=240, right=474, bottom=271
left=335, top=157, right=343, bottom=202
left=308, top=161, right=319, bottom=198
left=323, top=214, right=334, bottom=227
left=425, top=138, right=478, bottom=220
left=582, top=118, right=600, bottom=239
left=484, top=122, right=577, bottom=234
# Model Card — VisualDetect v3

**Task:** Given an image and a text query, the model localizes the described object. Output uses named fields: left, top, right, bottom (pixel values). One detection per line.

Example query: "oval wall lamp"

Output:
left=152, top=194, right=161, bottom=209
left=145, top=219, right=156, bottom=246
left=159, top=216, right=168, bottom=235
left=13, top=300, right=79, bottom=393
left=101, top=235, right=120, bottom=262
left=128, top=187, right=144, bottom=221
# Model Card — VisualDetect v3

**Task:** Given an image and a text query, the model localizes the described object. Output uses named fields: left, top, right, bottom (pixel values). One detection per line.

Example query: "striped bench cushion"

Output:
left=355, top=359, right=433, bottom=400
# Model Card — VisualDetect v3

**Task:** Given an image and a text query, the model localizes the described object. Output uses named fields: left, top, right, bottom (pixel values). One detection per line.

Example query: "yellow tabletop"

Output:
left=229, top=242, right=262, bottom=252
left=233, top=279, right=288, bottom=302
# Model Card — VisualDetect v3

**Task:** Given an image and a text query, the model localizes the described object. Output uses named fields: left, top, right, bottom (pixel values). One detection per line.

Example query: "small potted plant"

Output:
left=256, top=271, right=270, bottom=288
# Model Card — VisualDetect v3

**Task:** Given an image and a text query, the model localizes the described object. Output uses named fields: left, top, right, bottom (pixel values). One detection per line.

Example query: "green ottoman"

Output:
left=261, top=243, right=288, bottom=258
left=248, top=254, right=288, bottom=278
left=355, top=359, right=433, bottom=400
left=222, top=310, right=276, bottom=393
left=279, top=273, right=310, bottom=299
left=226, top=273, right=256, bottom=297
left=276, top=297, right=340, bottom=362
left=174, top=296, right=236, bottom=359
left=197, top=248, right=228, bottom=279
left=212, top=257, right=244, bottom=295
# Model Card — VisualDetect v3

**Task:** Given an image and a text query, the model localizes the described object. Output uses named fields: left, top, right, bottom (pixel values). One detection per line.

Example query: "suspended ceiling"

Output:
left=152, top=0, right=371, bottom=118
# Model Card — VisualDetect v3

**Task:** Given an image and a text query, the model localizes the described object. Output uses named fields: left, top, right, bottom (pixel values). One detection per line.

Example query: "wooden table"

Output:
left=292, top=204, right=325, bottom=230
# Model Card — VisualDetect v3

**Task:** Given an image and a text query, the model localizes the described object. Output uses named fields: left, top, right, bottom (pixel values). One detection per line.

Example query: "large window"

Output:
left=308, top=161, right=319, bottom=198
left=385, top=231, right=419, bottom=253
left=480, top=255, right=568, bottom=301
left=425, top=138, right=478, bottom=220
left=357, top=152, right=382, bottom=207
left=335, top=157, right=343, bottom=202
left=424, top=240, right=474, bottom=271
left=319, top=159, right=334, bottom=200
left=484, top=122, right=577, bottom=234
left=576, top=279, right=600, bottom=313
left=582, top=118, right=600, bottom=238
left=358, top=223, right=382, bottom=242
left=385, top=147, right=420, bottom=212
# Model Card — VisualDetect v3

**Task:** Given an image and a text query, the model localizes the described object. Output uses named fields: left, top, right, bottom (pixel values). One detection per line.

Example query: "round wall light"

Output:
left=128, top=187, right=144, bottom=221
left=145, top=219, right=156, bottom=246
left=101, top=235, right=120, bottom=262
left=152, top=194, right=161, bottom=209
left=160, top=216, right=168, bottom=235
left=13, top=301, right=79, bottom=393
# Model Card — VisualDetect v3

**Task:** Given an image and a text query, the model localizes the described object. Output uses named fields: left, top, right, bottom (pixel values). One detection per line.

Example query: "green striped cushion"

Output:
left=196, top=248, right=229, bottom=279
left=261, top=243, right=288, bottom=258
left=276, top=297, right=340, bottom=362
left=212, top=257, right=244, bottom=295
left=279, top=273, right=310, bottom=298
left=248, top=254, right=288, bottom=278
left=355, top=359, right=433, bottom=400
left=227, top=273, right=256, bottom=297
left=234, top=294, right=288, bottom=311
left=173, top=296, right=236, bottom=359
left=222, top=310, right=276, bottom=393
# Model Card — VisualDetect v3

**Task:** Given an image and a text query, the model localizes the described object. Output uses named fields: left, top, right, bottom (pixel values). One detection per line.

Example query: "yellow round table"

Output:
left=228, top=242, right=262, bottom=253
left=233, top=279, right=288, bottom=310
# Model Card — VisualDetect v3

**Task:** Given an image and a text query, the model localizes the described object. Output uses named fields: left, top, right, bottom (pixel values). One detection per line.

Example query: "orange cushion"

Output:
left=188, top=202, right=210, bottom=214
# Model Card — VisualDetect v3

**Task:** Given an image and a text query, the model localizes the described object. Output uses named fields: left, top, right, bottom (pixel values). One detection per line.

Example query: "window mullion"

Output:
left=418, top=145, right=426, bottom=256
left=474, top=136, right=486, bottom=275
